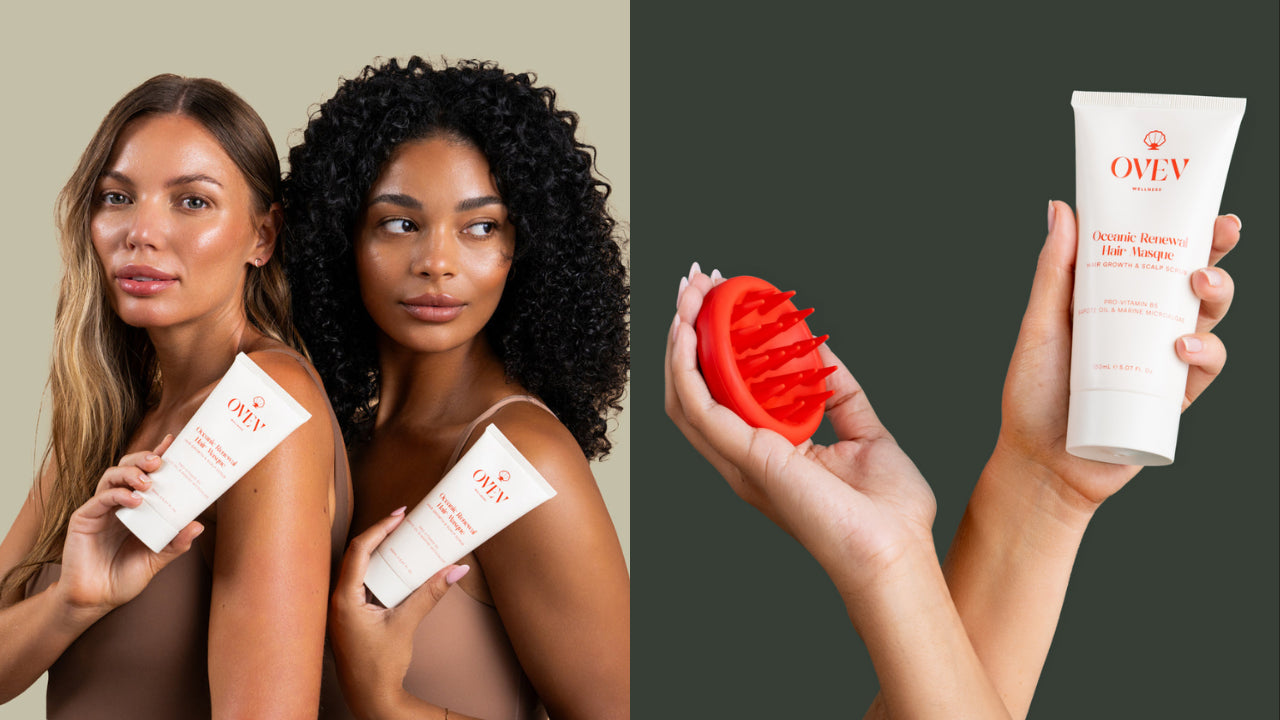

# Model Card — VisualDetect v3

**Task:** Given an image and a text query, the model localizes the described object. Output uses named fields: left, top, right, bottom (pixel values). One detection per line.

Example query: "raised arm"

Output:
left=667, top=267, right=1009, bottom=720
left=477, top=408, right=631, bottom=720
left=206, top=351, right=335, bottom=718
left=936, top=203, right=1240, bottom=718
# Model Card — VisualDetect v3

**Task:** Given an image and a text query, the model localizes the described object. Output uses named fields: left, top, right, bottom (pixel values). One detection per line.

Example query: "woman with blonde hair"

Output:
left=0, top=74, right=351, bottom=717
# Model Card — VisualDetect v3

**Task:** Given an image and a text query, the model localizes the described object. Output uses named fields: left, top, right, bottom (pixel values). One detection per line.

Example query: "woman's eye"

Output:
left=102, top=192, right=129, bottom=205
left=181, top=197, right=209, bottom=210
left=463, top=221, right=498, bottom=237
left=381, top=218, right=418, bottom=234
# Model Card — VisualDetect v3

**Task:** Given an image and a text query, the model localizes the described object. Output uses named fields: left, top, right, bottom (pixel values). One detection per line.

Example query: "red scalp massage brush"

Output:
left=695, top=275, right=836, bottom=445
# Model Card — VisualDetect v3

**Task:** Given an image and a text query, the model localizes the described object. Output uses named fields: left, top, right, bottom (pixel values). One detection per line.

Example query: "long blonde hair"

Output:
left=1, top=75, right=303, bottom=601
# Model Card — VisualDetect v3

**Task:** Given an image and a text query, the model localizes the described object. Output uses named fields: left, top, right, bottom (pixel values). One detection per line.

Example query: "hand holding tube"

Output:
left=329, top=509, right=471, bottom=720
left=993, top=202, right=1239, bottom=511
left=54, top=434, right=204, bottom=623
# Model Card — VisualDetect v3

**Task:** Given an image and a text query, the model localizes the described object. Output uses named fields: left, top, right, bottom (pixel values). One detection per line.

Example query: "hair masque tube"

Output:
left=1067, top=91, right=1245, bottom=466
left=116, top=353, right=312, bottom=552
left=364, top=424, right=557, bottom=608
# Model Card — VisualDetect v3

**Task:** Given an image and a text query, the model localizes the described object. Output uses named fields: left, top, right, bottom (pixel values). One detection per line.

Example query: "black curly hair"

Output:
left=282, top=57, right=628, bottom=459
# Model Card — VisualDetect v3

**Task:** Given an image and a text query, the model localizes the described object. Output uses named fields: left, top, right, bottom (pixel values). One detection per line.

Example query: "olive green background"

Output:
left=0, top=1, right=627, bottom=715
left=631, top=1, right=1277, bottom=718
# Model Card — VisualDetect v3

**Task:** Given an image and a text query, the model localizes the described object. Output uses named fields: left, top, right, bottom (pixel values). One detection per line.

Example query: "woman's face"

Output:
left=355, top=136, right=516, bottom=356
left=91, top=113, right=269, bottom=331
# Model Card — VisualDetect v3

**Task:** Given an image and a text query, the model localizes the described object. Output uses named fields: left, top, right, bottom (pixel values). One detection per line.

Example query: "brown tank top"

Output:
left=27, top=350, right=353, bottom=719
left=319, top=395, right=551, bottom=720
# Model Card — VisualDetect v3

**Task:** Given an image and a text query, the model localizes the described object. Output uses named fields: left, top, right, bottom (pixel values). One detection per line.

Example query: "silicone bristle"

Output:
left=738, top=335, right=830, bottom=376
left=731, top=290, right=796, bottom=323
left=783, top=390, right=835, bottom=421
left=750, top=368, right=812, bottom=400
left=730, top=308, right=815, bottom=352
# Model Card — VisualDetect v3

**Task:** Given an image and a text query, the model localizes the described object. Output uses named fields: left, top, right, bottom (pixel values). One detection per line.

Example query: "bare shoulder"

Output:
left=479, top=401, right=595, bottom=496
left=243, top=349, right=328, bottom=419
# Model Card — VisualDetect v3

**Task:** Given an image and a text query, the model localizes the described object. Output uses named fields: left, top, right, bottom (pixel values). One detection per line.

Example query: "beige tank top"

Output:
left=319, top=395, right=552, bottom=720
left=28, top=351, right=353, bottom=719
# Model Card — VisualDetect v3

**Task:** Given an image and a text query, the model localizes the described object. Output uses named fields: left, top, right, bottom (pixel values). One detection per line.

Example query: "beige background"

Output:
left=0, top=1, right=628, bottom=715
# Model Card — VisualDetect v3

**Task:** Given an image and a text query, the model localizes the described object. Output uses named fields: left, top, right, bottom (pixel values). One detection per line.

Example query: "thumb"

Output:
left=153, top=521, right=204, bottom=569
left=1021, top=200, right=1079, bottom=340
left=394, top=563, right=469, bottom=626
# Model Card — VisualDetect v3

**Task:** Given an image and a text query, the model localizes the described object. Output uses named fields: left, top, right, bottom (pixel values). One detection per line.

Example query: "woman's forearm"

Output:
left=939, top=447, right=1097, bottom=719
left=0, top=582, right=102, bottom=703
left=850, top=544, right=1011, bottom=720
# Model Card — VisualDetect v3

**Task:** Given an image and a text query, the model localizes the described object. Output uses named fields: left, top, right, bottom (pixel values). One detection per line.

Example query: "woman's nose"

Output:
left=412, top=229, right=457, bottom=278
left=124, top=199, right=168, bottom=251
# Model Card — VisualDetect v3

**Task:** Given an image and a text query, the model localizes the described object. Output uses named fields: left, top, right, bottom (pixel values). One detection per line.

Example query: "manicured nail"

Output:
left=670, top=313, right=680, bottom=342
left=688, top=261, right=701, bottom=280
left=1047, top=200, right=1057, bottom=234
left=1225, top=213, right=1242, bottom=231
left=445, top=565, right=471, bottom=585
left=192, top=525, right=205, bottom=539
left=131, top=489, right=143, bottom=499
left=146, top=454, right=159, bottom=462
left=710, top=268, right=723, bottom=282
left=1181, top=337, right=1203, bottom=353
left=1198, top=268, right=1222, bottom=288
left=391, top=506, right=407, bottom=516
left=677, top=276, right=689, bottom=307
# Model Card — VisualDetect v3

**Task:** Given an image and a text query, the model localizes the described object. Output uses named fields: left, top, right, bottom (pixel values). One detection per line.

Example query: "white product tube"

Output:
left=1067, top=91, right=1245, bottom=466
left=364, top=424, right=557, bottom=608
left=116, top=353, right=312, bottom=552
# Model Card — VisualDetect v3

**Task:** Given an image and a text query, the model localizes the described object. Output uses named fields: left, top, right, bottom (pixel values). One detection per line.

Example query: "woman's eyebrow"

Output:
left=456, top=195, right=503, bottom=212
left=167, top=173, right=223, bottom=189
left=368, top=192, right=422, bottom=210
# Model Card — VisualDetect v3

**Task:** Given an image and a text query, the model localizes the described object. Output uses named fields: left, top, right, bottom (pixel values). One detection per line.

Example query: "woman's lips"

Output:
left=400, top=293, right=465, bottom=322
left=115, top=265, right=178, bottom=297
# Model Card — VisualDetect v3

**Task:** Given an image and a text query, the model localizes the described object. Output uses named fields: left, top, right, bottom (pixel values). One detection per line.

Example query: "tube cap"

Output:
left=1066, top=389, right=1181, bottom=466
left=364, top=551, right=414, bottom=609
left=115, top=500, right=180, bottom=554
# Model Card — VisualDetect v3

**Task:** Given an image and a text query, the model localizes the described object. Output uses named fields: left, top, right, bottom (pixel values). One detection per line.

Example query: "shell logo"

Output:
left=252, top=396, right=265, bottom=409
left=1144, top=130, right=1166, bottom=151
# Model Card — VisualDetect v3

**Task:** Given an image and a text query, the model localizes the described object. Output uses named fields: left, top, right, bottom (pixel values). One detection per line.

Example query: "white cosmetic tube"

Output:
left=116, top=353, right=312, bottom=552
left=364, top=424, right=557, bottom=608
left=1067, top=91, right=1245, bottom=465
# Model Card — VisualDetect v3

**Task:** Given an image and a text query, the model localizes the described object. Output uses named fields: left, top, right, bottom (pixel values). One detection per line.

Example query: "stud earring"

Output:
left=253, top=258, right=263, bottom=267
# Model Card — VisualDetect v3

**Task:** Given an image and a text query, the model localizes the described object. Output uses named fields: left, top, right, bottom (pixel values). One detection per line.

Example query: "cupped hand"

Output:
left=994, top=202, right=1239, bottom=508
left=329, top=509, right=468, bottom=716
left=665, top=265, right=938, bottom=595
left=56, top=434, right=204, bottom=618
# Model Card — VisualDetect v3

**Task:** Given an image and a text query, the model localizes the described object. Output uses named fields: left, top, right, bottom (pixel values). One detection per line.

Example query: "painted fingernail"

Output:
left=131, top=489, right=143, bottom=498
left=1047, top=200, right=1056, bottom=234
left=688, top=261, right=701, bottom=280
left=391, top=506, right=407, bottom=516
left=445, top=565, right=471, bottom=585
left=1226, top=213, right=1242, bottom=231
left=670, top=313, right=680, bottom=342
left=677, top=276, right=689, bottom=307
left=1182, top=337, right=1203, bottom=353
left=710, top=268, right=723, bottom=282
left=1198, top=268, right=1222, bottom=287
left=146, top=454, right=159, bottom=462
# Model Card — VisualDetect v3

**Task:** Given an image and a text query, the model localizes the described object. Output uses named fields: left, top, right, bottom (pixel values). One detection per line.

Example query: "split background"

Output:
left=1, top=0, right=1278, bottom=718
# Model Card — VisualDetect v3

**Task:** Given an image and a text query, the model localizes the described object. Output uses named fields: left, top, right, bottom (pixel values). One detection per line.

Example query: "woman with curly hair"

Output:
left=283, top=57, right=629, bottom=720
left=0, top=75, right=350, bottom=716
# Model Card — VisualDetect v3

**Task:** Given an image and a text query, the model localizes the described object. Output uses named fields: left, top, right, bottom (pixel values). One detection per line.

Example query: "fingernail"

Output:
left=1047, top=200, right=1057, bottom=234
left=688, top=261, right=701, bottom=280
left=445, top=565, right=471, bottom=585
left=710, top=268, right=723, bottom=282
left=677, top=276, right=689, bottom=307
left=192, top=525, right=205, bottom=539
left=391, top=506, right=407, bottom=516
left=1182, top=336, right=1203, bottom=353
left=1226, top=213, right=1242, bottom=231
left=670, top=313, right=680, bottom=342
left=1198, top=268, right=1222, bottom=288
left=146, top=454, right=159, bottom=462
left=131, top=489, right=143, bottom=498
